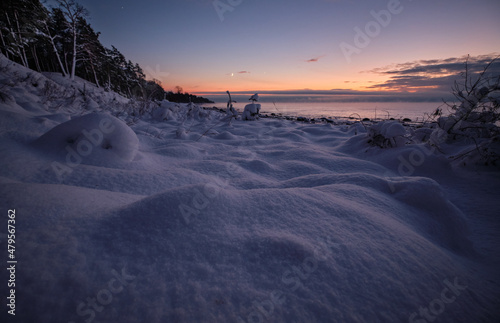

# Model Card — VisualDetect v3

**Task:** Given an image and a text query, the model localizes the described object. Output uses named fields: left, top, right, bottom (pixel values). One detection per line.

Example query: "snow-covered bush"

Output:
left=152, top=100, right=179, bottom=121
left=223, top=90, right=238, bottom=125
left=412, top=126, right=435, bottom=143
left=186, top=102, right=209, bottom=120
left=0, top=84, right=13, bottom=103
left=431, top=56, right=500, bottom=165
left=226, top=103, right=238, bottom=118
left=368, top=120, right=406, bottom=148
left=437, top=56, right=499, bottom=138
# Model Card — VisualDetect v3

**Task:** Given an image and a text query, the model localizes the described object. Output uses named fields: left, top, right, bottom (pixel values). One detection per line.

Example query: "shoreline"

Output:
left=201, top=104, right=439, bottom=126
left=200, top=99, right=444, bottom=122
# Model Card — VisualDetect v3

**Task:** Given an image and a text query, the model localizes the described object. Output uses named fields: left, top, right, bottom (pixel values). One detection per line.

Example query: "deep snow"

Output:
left=1, top=55, right=500, bottom=323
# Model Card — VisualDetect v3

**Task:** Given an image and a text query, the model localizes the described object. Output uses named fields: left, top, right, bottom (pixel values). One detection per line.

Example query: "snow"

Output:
left=242, top=102, right=261, bottom=121
left=34, top=112, right=140, bottom=167
left=249, top=93, right=259, bottom=102
left=1, top=54, right=500, bottom=323
left=152, top=101, right=179, bottom=121
left=368, top=120, right=407, bottom=148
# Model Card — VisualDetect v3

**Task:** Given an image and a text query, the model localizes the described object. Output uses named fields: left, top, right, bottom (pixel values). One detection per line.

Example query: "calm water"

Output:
left=204, top=100, right=445, bottom=121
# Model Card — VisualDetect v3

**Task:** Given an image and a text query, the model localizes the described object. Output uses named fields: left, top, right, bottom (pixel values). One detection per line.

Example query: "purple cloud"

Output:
left=306, top=55, right=325, bottom=63
left=366, top=53, right=500, bottom=92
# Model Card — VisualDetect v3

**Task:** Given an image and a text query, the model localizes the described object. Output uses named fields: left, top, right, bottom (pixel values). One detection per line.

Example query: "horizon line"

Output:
left=190, top=89, right=453, bottom=102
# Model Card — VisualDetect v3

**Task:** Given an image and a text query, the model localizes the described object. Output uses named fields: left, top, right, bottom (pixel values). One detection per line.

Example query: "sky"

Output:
left=49, top=0, right=500, bottom=99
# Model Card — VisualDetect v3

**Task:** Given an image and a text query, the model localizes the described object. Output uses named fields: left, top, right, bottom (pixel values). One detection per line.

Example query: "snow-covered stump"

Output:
left=33, top=113, right=139, bottom=170
left=242, top=103, right=261, bottom=121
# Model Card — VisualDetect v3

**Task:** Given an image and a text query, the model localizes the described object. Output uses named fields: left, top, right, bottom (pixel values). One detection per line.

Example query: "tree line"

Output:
left=0, top=0, right=212, bottom=103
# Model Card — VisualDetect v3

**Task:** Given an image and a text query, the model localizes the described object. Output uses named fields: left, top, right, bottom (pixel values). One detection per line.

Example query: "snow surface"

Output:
left=1, top=55, right=500, bottom=323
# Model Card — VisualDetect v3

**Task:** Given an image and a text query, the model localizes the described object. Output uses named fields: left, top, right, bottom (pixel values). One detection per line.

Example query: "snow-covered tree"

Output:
left=438, top=56, right=499, bottom=139
left=0, top=0, right=48, bottom=68
left=76, top=17, right=106, bottom=86
left=55, top=0, right=88, bottom=80
left=0, top=0, right=170, bottom=105
left=39, top=7, right=69, bottom=76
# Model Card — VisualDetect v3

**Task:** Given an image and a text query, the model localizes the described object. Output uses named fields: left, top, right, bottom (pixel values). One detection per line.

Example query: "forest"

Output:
left=0, top=0, right=213, bottom=103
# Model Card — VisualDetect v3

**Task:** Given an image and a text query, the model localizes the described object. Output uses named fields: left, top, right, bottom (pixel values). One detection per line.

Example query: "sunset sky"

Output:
left=59, top=0, right=499, bottom=97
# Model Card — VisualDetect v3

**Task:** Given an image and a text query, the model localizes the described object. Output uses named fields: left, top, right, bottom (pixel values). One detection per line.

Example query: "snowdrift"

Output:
left=33, top=112, right=139, bottom=167
left=1, top=58, right=500, bottom=323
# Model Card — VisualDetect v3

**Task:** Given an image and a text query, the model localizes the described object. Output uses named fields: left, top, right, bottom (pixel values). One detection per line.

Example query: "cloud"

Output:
left=206, top=54, right=499, bottom=102
left=226, top=71, right=251, bottom=77
left=365, top=53, right=500, bottom=92
left=306, top=55, right=325, bottom=63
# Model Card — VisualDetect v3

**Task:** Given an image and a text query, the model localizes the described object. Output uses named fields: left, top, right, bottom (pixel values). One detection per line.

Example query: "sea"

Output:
left=201, top=94, right=447, bottom=122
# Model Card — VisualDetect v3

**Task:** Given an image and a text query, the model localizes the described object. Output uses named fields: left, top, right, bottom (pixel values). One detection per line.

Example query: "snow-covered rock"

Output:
left=242, top=102, right=261, bottom=121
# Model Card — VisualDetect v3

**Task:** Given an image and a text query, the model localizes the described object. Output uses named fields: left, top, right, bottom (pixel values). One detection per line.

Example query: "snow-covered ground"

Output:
left=1, top=55, right=499, bottom=323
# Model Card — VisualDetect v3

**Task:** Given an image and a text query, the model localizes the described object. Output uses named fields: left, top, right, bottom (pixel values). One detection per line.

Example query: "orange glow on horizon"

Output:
left=163, top=79, right=445, bottom=96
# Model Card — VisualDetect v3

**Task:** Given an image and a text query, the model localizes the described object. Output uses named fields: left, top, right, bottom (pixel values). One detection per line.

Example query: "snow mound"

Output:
left=45, top=181, right=474, bottom=323
left=215, top=131, right=238, bottom=140
left=388, top=176, right=473, bottom=253
left=33, top=112, right=139, bottom=166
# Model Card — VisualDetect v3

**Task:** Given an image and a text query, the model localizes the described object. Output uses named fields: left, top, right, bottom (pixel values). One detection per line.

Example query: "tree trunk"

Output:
left=88, top=55, right=100, bottom=87
left=70, top=29, right=76, bottom=80
left=31, top=47, right=41, bottom=72
left=4, top=12, right=26, bottom=66
left=13, top=11, right=28, bottom=68
left=43, top=22, right=68, bottom=77
left=64, top=51, right=70, bottom=77
left=0, top=29, right=9, bottom=59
